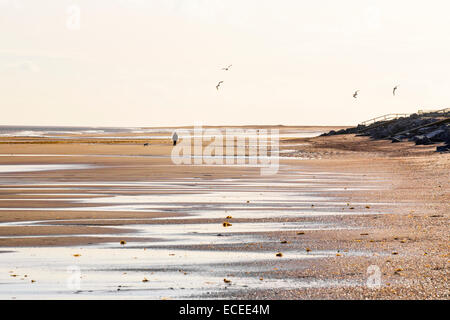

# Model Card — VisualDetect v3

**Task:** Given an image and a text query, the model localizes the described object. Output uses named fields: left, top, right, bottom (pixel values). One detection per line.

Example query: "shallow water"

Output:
left=0, top=160, right=388, bottom=299
left=0, top=246, right=363, bottom=299
left=0, top=164, right=93, bottom=173
left=0, top=126, right=323, bottom=140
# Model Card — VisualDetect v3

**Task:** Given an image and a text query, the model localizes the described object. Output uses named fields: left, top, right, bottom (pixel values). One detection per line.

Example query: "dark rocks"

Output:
left=414, top=135, right=433, bottom=145
left=427, top=127, right=450, bottom=143
left=321, top=130, right=336, bottom=136
left=321, top=127, right=359, bottom=136
left=436, top=144, right=450, bottom=152
left=321, top=113, right=450, bottom=152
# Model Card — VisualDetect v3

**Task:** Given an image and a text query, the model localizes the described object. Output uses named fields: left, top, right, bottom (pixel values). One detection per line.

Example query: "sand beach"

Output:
left=0, top=126, right=447, bottom=299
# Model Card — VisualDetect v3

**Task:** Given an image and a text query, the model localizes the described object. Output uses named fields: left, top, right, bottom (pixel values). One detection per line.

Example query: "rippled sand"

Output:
left=0, top=126, right=448, bottom=299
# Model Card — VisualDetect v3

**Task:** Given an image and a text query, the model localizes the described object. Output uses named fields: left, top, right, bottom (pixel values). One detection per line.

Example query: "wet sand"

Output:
left=0, top=126, right=448, bottom=299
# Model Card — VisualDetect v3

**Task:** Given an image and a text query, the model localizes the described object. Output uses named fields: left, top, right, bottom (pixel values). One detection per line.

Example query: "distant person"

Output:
left=172, top=132, right=178, bottom=146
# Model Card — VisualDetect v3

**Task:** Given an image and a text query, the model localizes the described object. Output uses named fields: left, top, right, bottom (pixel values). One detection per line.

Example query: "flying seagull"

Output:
left=222, top=64, right=232, bottom=71
left=216, top=81, right=223, bottom=90
left=393, top=85, right=399, bottom=96
left=353, top=90, right=359, bottom=98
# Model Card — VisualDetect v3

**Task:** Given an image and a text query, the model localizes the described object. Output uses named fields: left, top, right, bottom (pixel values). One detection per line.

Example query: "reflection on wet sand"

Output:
left=0, top=126, right=395, bottom=299
left=0, top=171, right=388, bottom=299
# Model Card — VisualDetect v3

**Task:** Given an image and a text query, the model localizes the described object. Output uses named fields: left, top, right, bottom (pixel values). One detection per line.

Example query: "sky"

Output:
left=1, top=0, right=450, bottom=127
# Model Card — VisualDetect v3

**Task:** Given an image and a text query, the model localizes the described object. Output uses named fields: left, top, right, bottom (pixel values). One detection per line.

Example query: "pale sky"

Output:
left=1, top=0, right=449, bottom=126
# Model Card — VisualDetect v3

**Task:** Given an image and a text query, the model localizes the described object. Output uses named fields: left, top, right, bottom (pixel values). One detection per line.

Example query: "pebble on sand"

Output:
left=120, top=240, right=126, bottom=245
left=276, top=252, right=283, bottom=257
left=222, top=221, right=232, bottom=227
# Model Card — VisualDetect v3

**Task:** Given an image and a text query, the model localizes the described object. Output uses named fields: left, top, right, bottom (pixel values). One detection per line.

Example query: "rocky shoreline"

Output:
left=322, top=111, right=450, bottom=152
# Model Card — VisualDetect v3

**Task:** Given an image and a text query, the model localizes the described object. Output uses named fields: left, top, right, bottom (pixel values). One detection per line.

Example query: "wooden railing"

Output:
left=417, top=108, right=450, bottom=115
left=359, top=113, right=410, bottom=126
left=359, top=107, right=449, bottom=126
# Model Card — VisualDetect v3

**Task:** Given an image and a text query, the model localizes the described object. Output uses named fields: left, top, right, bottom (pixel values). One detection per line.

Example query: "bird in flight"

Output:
left=393, top=85, right=399, bottom=96
left=353, top=90, right=359, bottom=98
left=216, top=81, right=224, bottom=90
left=222, top=64, right=232, bottom=71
